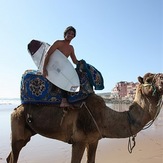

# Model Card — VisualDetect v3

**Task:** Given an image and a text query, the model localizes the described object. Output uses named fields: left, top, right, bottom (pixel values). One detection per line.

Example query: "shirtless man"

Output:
left=43, top=26, right=78, bottom=107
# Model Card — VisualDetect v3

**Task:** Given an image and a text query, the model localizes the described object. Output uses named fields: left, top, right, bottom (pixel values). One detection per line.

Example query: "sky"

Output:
left=0, top=0, right=162, bottom=98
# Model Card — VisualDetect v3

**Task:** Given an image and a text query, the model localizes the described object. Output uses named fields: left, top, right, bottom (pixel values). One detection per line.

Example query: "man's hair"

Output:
left=64, top=26, right=76, bottom=38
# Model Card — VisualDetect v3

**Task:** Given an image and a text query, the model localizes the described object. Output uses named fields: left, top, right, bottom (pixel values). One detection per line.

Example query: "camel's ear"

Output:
left=138, top=76, right=144, bottom=84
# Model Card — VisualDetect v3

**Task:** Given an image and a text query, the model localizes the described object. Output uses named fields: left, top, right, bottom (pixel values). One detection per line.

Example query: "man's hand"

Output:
left=43, top=68, right=48, bottom=77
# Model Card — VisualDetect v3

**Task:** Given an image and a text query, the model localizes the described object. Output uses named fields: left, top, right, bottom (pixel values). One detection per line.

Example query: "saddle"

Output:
left=21, top=60, right=104, bottom=105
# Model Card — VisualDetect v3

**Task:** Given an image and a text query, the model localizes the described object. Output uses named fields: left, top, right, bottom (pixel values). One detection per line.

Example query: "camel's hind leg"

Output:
left=6, top=106, right=34, bottom=163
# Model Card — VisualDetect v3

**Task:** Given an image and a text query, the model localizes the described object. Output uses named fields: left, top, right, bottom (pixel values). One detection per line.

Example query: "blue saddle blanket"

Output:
left=21, top=60, right=104, bottom=104
left=77, top=60, right=104, bottom=90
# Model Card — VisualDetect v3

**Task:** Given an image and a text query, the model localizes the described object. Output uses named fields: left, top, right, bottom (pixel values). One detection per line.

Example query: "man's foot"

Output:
left=60, top=98, right=70, bottom=108
left=60, top=98, right=74, bottom=109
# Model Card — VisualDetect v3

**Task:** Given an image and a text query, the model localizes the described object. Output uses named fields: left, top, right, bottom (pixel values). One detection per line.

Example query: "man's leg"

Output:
left=60, top=90, right=70, bottom=107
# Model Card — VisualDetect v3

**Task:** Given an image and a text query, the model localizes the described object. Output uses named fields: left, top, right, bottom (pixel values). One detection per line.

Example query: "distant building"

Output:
left=111, top=81, right=139, bottom=100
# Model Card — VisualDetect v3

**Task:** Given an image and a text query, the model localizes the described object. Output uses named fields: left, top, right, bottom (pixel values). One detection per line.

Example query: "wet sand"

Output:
left=0, top=104, right=162, bottom=163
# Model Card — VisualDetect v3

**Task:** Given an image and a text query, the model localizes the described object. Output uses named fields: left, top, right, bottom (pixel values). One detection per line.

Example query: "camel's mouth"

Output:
left=156, top=74, right=163, bottom=94
left=158, top=85, right=163, bottom=95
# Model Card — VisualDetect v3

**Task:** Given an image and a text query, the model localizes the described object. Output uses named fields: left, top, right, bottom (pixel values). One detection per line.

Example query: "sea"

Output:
left=0, top=98, right=21, bottom=106
left=0, top=97, right=129, bottom=112
left=0, top=98, right=21, bottom=111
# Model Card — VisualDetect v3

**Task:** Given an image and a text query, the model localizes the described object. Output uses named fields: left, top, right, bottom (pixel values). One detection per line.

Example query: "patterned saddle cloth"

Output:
left=21, top=60, right=104, bottom=105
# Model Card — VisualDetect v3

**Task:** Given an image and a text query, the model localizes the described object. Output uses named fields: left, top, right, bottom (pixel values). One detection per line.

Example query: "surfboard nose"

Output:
left=28, top=40, right=43, bottom=55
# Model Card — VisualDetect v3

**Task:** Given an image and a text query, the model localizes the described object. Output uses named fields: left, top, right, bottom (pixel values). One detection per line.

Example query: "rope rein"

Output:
left=142, top=81, right=163, bottom=130
left=142, top=96, right=163, bottom=130
left=128, top=135, right=136, bottom=153
left=80, top=102, right=103, bottom=138
left=127, top=111, right=137, bottom=153
left=127, top=80, right=163, bottom=153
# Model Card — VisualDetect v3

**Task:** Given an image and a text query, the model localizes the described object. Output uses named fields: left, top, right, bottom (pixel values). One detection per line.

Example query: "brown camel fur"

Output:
left=7, top=73, right=163, bottom=163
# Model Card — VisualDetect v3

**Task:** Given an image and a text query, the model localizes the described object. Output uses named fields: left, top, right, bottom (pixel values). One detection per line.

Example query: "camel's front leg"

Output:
left=86, top=141, right=98, bottom=163
left=6, top=106, right=33, bottom=163
left=7, top=138, right=30, bottom=163
left=71, top=142, right=86, bottom=163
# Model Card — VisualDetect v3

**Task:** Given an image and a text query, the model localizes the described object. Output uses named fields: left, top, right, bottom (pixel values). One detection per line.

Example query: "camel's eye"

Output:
left=146, top=78, right=152, bottom=83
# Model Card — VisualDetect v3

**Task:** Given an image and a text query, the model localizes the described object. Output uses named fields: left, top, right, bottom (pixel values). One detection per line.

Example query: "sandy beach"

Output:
left=0, top=103, right=162, bottom=163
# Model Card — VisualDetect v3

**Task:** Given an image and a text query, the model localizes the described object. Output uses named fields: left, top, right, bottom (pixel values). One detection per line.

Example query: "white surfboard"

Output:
left=28, top=40, right=80, bottom=92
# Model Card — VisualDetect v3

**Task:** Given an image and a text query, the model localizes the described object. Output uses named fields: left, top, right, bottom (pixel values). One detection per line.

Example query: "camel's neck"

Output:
left=102, top=98, right=161, bottom=138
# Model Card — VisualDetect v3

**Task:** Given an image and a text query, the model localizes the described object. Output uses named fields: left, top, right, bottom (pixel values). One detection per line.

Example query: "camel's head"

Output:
left=138, top=73, right=163, bottom=96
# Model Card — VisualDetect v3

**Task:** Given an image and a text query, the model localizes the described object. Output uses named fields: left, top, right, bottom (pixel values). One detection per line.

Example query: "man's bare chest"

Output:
left=58, top=45, right=72, bottom=57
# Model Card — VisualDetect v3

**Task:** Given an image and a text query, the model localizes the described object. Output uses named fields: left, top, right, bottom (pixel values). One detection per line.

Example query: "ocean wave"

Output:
left=0, top=98, right=21, bottom=105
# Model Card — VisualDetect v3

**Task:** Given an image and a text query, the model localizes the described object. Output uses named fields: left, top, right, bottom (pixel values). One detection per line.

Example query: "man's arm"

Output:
left=43, top=41, right=59, bottom=76
left=70, top=46, right=78, bottom=64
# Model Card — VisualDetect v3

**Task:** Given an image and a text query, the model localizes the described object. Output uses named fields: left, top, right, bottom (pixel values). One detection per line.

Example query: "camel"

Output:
left=7, top=73, right=163, bottom=163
